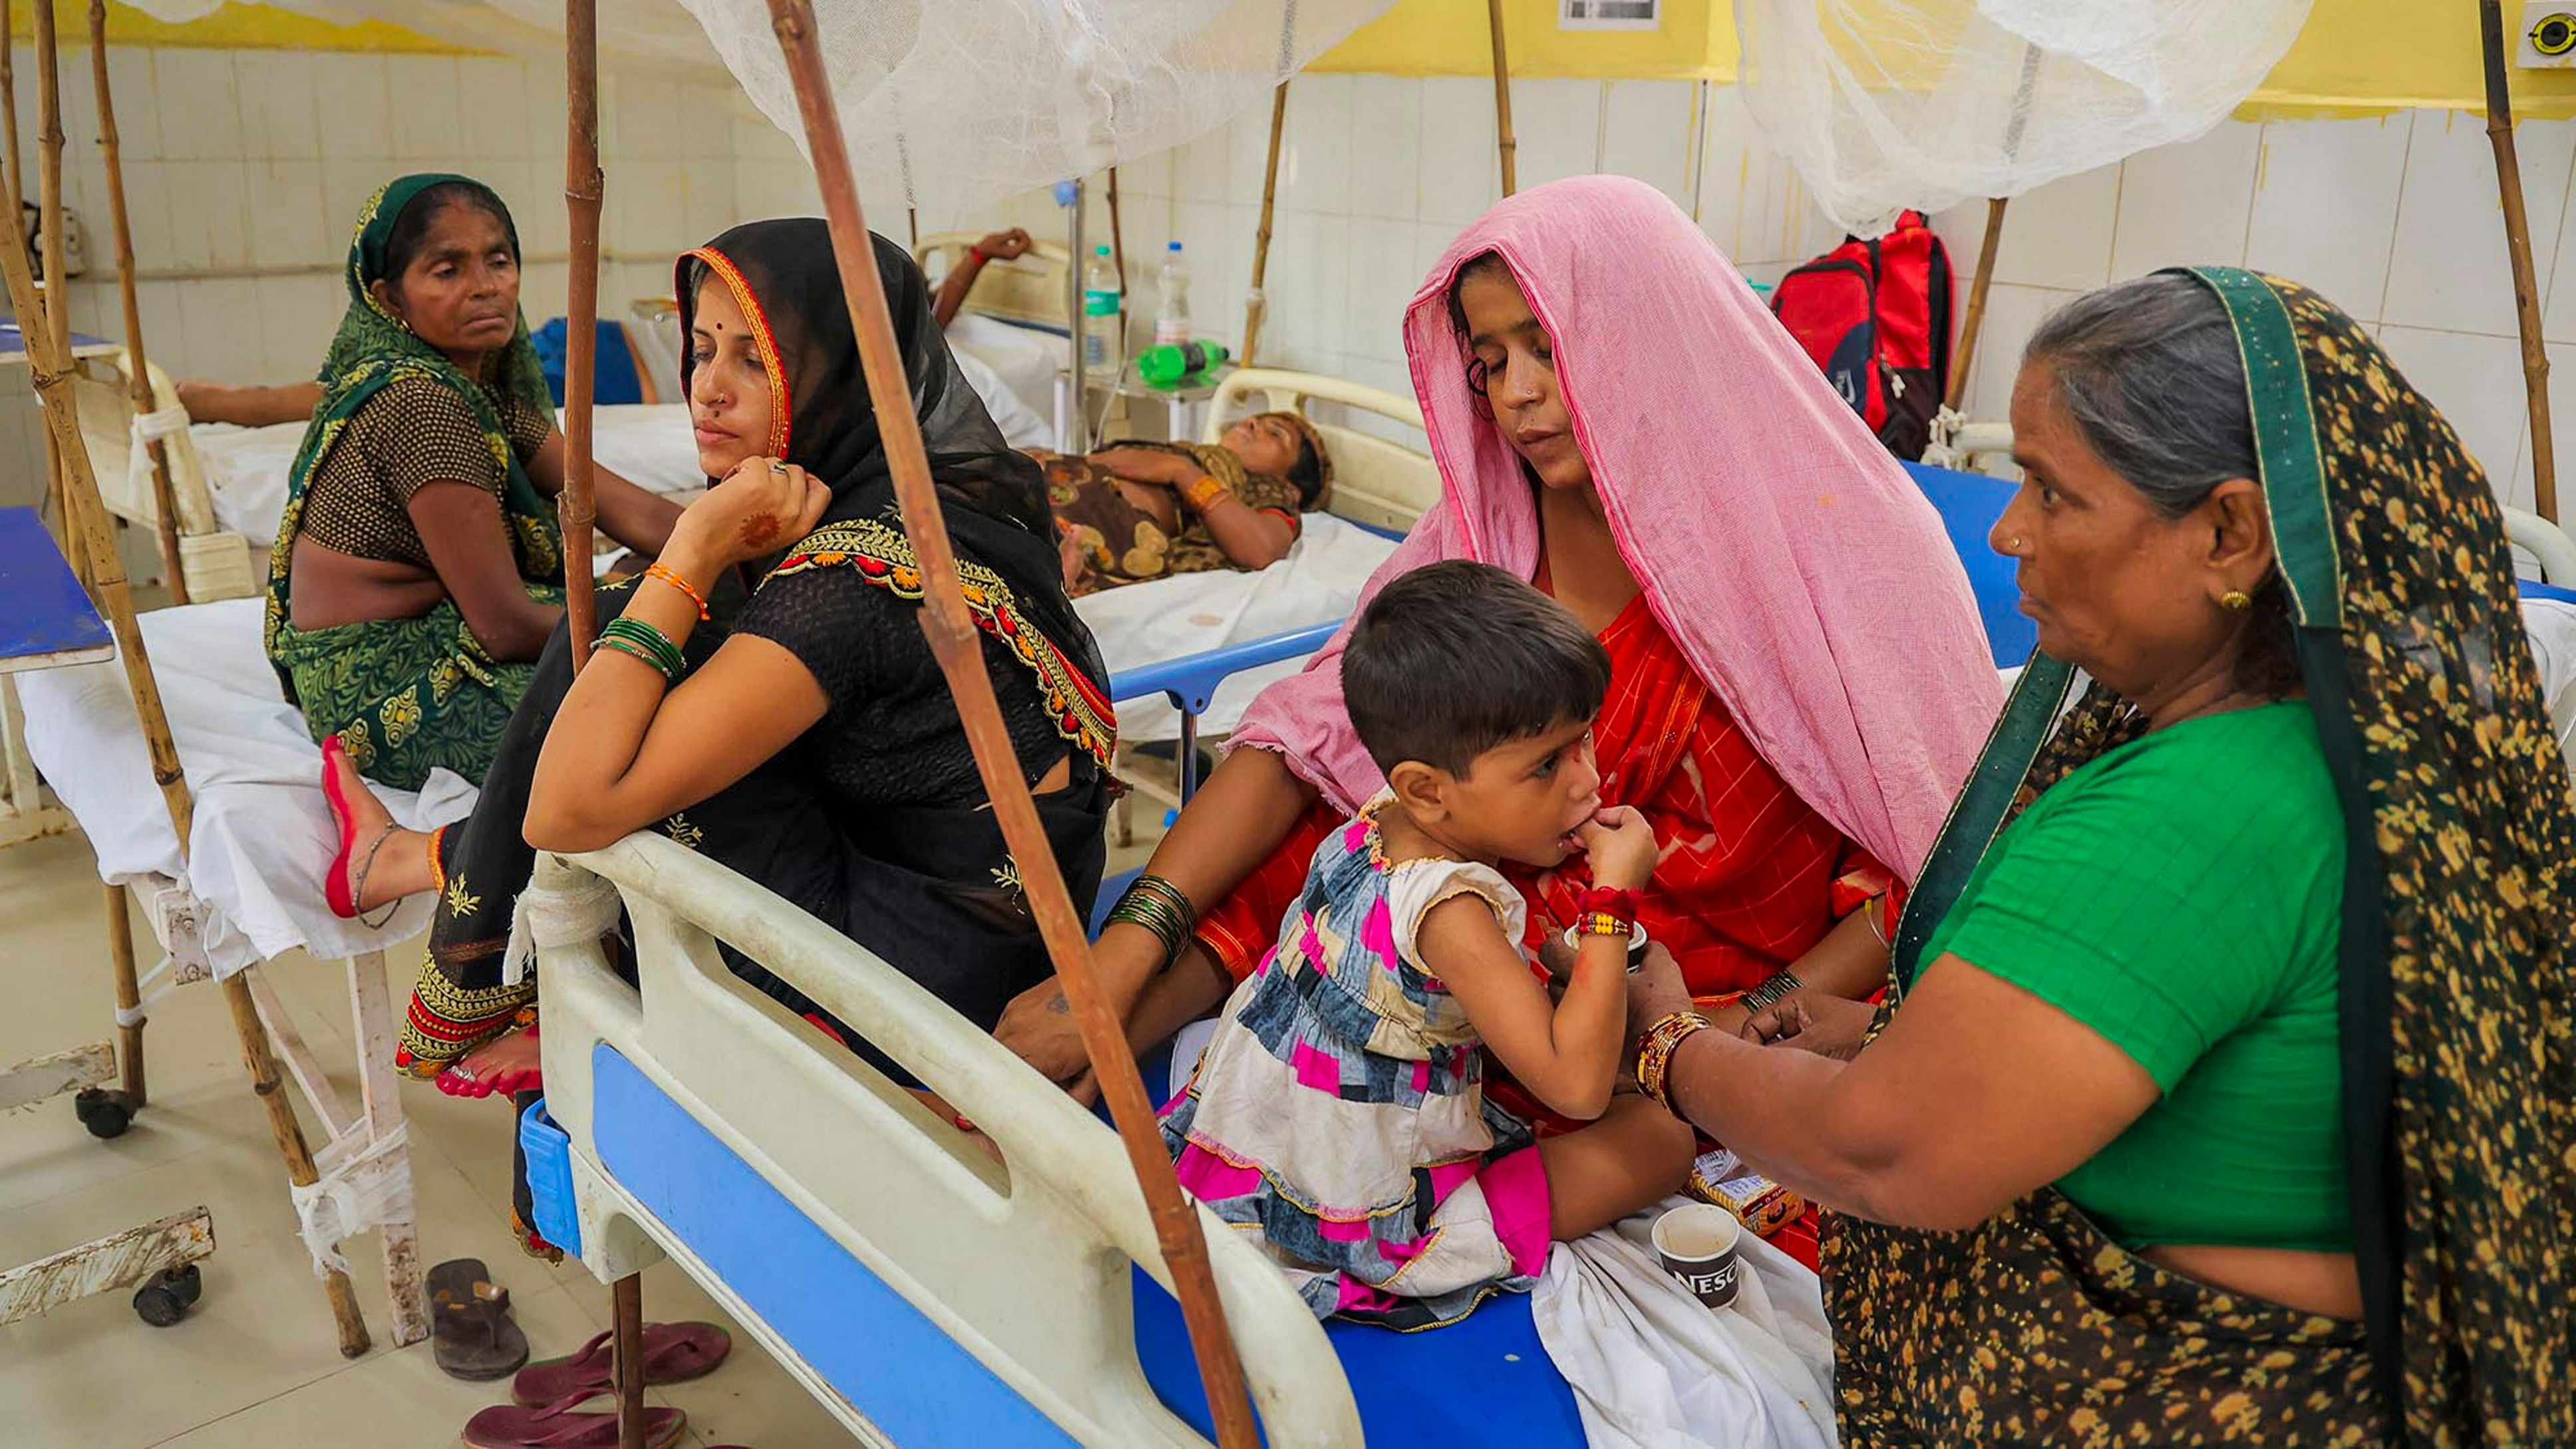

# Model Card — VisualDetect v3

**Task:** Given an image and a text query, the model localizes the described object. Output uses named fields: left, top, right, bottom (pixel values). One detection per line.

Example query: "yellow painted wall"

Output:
left=8, top=1, right=464, bottom=53
left=2249, top=0, right=2576, bottom=118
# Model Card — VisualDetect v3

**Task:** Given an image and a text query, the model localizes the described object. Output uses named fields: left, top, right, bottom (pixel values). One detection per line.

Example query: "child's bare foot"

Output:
left=321, top=738, right=433, bottom=915
left=438, top=1024, right=543, bottom=1099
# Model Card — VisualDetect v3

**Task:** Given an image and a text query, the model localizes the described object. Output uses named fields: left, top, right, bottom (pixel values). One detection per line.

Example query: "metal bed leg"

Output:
left=220, top=970, right=371, bottom=1358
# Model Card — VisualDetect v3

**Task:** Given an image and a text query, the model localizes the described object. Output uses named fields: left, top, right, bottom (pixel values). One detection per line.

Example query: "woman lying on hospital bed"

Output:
left=998, top=178, right=2006, bottom=1265
left=1033, top=408, right=1333, bottom=593
left=319, top=220, right=1114, bottom=1250
left=263, top=174, right=685, bottom=794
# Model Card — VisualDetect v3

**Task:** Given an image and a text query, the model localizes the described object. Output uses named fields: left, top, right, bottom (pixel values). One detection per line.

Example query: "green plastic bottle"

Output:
left=1138, top=339, right=1230, bottom=389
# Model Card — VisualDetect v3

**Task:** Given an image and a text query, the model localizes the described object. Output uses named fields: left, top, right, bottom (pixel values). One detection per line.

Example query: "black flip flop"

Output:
left=428, top=1256, right=530, bottom=1382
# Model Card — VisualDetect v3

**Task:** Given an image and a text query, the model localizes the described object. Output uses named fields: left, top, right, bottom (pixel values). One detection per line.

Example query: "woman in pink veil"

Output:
left=1001, top=176, right=2002, bottom=1221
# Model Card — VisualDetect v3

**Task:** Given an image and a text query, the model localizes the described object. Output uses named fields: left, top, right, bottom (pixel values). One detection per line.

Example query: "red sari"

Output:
left=1194, top=595, right=1880, bottom=1272
left=1198, top=593, right=1892, bottom=995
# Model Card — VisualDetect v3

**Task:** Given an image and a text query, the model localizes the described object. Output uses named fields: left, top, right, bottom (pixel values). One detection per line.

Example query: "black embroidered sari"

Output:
left=395, top=221, right=1114, bottom=1115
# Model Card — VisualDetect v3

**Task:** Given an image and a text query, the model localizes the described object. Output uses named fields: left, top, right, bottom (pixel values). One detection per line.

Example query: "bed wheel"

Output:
left=74, top=1087, right=137, bottom=1140
left=132, top=1264, right=202, bottom=1327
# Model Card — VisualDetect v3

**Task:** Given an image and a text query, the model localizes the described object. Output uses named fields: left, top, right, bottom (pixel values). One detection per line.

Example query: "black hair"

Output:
left=1343, top=560, right=1610, bottom=778
left=2025, top=274, right=2298, bottom=700
left=1285, top=432, right=1324, bottom=503
left=1444, top=250, right=1514, bottom=340
left=381, top=180, right=515, bottom=297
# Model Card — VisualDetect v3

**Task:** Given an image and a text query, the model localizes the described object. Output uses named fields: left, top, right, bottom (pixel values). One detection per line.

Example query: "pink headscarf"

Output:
left=1229, top=175, right=2003, bottom=879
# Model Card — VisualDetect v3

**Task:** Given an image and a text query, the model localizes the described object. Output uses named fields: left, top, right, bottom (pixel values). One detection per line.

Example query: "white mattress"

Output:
left=192, top=402, right=710, bottom=551
left=1078, top=512, right=1399, bottom=742
left=17, top=597, right=476, bottom=976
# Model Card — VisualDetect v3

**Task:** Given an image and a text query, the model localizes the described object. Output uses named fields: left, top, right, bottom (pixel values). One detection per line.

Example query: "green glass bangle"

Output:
left=595, top=633, right=673, bottom=680
left=599, top=617, right=684, bottom=679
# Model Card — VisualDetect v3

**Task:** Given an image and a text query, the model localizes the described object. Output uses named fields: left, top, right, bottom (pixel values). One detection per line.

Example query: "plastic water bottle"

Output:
left=1154, top=242, right=1192, bottom=349
left=1081, top=244, right=1120, bottom=369
left=1138, top=339, right=1230, bottom=389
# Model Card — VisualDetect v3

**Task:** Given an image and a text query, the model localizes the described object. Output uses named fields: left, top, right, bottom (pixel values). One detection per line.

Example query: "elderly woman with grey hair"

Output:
left=1621, top=269, right=2574, bottom=1444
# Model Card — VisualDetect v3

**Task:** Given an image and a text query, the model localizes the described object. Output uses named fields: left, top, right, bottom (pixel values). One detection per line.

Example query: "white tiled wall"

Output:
left=1059, top=78, right=2576, bottom=514
left=0, top=45, right=822, bottom=511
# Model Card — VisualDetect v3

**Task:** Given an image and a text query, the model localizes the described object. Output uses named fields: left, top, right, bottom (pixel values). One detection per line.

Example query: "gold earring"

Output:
left=2219, top=589, right=2252, bottom=612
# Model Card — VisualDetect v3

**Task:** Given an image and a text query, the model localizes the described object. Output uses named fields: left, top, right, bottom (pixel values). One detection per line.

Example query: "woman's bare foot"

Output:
left=438, top=1024, right=543, bottom=1099
left=323, top=741, right=434, bottom=912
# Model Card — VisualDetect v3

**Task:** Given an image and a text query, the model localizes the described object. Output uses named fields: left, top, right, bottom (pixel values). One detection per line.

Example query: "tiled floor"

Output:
left=0, top=828, right=864, bottom=1448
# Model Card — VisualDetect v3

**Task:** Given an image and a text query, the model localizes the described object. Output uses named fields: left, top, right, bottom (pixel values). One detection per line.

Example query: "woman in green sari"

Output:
left=1622, top=269, right=2573, bottom=1442
left=266, top=173, right=682, bottom=794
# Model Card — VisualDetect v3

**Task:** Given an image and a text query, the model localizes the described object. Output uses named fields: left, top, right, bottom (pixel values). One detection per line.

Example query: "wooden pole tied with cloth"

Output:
left=759, top=3, right=1260, bottom=1444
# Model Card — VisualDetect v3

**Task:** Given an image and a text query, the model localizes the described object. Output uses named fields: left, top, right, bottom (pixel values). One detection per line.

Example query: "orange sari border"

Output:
left=683, top=245, right=792, bottom=459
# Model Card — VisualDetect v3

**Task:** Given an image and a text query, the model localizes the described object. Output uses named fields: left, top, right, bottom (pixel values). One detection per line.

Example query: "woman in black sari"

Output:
left=322, top=221, right=1114, bottom=1186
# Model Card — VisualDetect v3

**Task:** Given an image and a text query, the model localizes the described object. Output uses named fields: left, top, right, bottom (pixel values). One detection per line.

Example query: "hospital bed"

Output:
left=512, top=460, right=2576, bottom=1448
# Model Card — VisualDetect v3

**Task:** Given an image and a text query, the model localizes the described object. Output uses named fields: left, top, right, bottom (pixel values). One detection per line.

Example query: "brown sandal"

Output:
left=428, top=1257, right=530, bottom=1382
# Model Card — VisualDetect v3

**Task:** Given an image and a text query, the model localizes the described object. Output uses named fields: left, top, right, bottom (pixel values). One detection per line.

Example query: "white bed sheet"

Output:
left=1079, top=512, right=1398, bottom=742
left=17, top=597, right=476, bottom=976
left=192, top=402, right=709, bottom=550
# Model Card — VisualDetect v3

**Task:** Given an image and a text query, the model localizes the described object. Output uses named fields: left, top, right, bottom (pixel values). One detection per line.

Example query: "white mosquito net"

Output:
left=1733, top=0, right=2315, bottom=235
left=128, top=0, right=1390, bottom=216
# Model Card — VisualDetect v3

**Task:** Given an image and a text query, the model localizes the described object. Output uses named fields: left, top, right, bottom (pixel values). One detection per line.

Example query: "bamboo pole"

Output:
left=88, top=0, right=186, bottom=604
left=0, top=122, right=189, bottom=850
left=32, top=0, right=67, bottom=534
left=1486, top=0, right=1517, bottom=196
left=756, top=5, right=1258, bottom=1444
left=561, top=0, right=603, bottom=667
left=1105, top=164, right=1128, bottom=365
left=32, top=0, right=63, bottom=357
left=222, top=972, right=371, bottom=1358
left=1, top=0, right=22, bottom=214
left=2486, top=0, right=2558, bottom=522
left=1242, top=84, right=1287, bottom=368
left=104, top=883, right=144, bottom=1104
left=1946, top=197, right=2007, bottom=412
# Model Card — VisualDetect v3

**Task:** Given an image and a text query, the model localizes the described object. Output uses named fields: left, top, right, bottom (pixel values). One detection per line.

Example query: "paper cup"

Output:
left=1652, top=1202, right=1743, bottom=1310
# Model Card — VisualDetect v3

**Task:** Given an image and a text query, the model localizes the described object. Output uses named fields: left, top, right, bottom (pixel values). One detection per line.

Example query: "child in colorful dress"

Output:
left=1160, top=560, right=1698, bottom=1329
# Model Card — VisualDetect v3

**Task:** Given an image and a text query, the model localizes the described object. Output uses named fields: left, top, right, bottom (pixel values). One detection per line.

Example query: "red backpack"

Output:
left=1768, top=210, right=1954, bottom=462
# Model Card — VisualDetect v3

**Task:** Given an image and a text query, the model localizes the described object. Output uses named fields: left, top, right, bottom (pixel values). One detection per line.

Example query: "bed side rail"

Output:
left=532, top=838, right=1360, bottom=1448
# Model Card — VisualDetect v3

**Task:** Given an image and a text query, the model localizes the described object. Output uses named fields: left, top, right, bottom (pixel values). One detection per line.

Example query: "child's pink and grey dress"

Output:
left=1159, top=799, right=1553, bottom=1331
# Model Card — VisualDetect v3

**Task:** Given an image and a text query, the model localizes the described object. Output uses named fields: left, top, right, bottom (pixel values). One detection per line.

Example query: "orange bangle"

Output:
left=643, top=562, right=710, bottom=619
left=1181, top=474, right=1231, bottom=514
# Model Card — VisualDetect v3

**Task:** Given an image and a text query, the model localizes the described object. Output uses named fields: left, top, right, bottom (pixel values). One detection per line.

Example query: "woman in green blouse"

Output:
left=1621, top=269, right=2573, bottom=1443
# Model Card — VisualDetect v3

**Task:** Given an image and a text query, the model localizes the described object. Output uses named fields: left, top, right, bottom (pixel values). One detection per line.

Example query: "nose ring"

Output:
left=2005, top=534, right=2024, bottom=551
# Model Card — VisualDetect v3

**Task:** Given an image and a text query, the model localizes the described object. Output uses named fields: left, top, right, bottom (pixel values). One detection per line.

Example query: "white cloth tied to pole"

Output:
left=288, top=1123, right=413, bottom=1280
left=125, top=404, right=192, bottom=522
left=503, top=868, right=626, bottom=987
left=1532, top=1203, right=1839, bottom=1449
